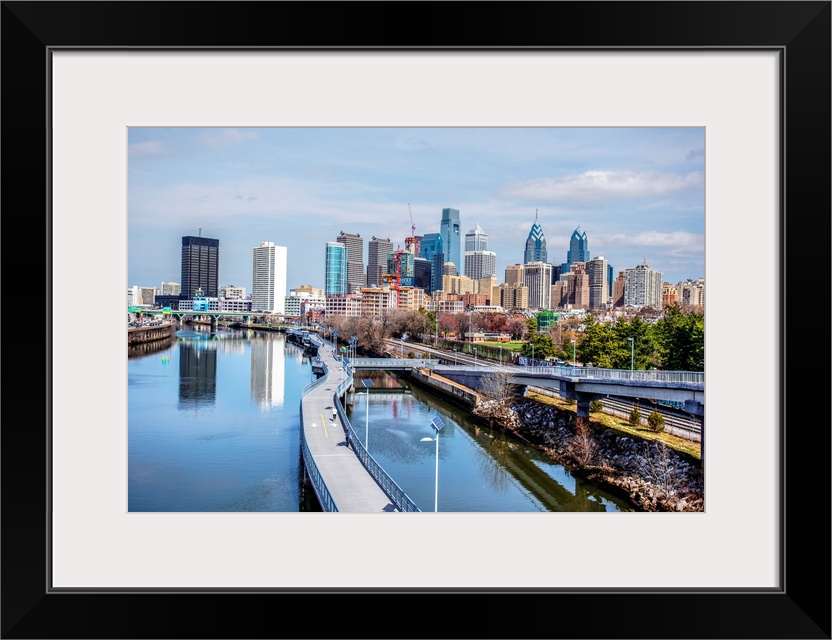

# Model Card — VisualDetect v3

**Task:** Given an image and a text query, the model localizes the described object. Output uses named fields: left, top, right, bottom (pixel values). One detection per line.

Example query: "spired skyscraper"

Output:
left=565, top=226, right=590, bottom=269
left=181, top=234, right=219, bottom=300
left=524, top=210, right=547, bottom=264
left=439, top=207, right=461, bottom=275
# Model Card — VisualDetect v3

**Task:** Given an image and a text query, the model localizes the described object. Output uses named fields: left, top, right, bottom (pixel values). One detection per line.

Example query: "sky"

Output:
left=128, top=127, right=704, bottom=295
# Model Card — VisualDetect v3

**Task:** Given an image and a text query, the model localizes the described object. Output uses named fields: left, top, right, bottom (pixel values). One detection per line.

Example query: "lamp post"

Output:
left=499, top=345, right=503, bottom=364
left=627, top=337, right=634, bottom=378
left=351, top=336, right=357, bottom=361
left=531, top=343, right=534, bottom=366
left=571, top=339, right=576, bottom=366
left=473, top=347, right=477, bottom=364
left=420, top=415, right=445, bottom=512
left=362, top=379, right=374, bottom=450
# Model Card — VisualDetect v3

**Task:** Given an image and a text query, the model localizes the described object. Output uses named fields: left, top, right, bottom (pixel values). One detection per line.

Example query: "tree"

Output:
left=505, top=316, right=529, bottom=340
left=589, top=399, right=603, bottom=413
left=652, top=305, right=704, bottom=371
left=568, top=418, right=598, bottom=467
left=647, top=409, right=666, bottom=433
left=628, top=405, right=642, bottom=427
left=472, top=370, right=517, bottom=429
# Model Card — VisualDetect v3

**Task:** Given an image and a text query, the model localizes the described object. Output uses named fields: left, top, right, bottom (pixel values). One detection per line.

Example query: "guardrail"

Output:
left=299, top=342, right=420, bottom=513
left=333, top=371, right=420, bottom=513
left=350, top=357, right=437, bottom=370
left=441, top=364, right=704, bottom=385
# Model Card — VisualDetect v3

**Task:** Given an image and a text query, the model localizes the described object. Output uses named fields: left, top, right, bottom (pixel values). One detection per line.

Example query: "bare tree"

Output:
left=638, top=441, right=683, bottom=498
left=568, top=417, right=597, bottom=467
left=472, top=370, right=518, bottom=429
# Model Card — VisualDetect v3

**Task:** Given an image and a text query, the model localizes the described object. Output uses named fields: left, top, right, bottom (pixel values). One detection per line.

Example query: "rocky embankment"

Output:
left=476, top=397, right=704, bottom=512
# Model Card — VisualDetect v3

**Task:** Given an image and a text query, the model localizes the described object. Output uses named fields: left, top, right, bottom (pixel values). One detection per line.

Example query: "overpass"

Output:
left=428, top=364, right=704, bottom=418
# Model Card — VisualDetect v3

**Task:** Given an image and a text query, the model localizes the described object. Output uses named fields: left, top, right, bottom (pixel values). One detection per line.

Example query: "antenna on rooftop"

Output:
left=199, top=227, right=202, bottom=237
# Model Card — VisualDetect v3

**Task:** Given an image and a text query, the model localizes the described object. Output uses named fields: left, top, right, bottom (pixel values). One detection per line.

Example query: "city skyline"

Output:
left=128, top=127, right=705, bottom=294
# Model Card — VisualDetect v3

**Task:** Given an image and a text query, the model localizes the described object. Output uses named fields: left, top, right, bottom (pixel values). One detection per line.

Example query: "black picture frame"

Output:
left=2, top=2, right=829, bottom=638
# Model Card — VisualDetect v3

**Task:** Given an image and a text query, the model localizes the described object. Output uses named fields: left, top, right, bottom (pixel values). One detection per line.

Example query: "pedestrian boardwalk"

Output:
left=300, top=339, right=402, bottom=512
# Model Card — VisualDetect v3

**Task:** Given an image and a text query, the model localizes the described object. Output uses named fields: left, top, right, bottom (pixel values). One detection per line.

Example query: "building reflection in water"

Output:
left=249, top=334, right=285, bottom=409
left=178, top=339, right=218, bottom=409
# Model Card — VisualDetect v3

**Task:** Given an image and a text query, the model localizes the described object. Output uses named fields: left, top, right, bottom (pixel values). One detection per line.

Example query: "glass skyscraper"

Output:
left=439, top=207, right=461, bottom=274
left=324, top=242, right=347, bottom=296
left=419, top=232, right=444, bottom=294
left=566, top=226, right=590, bottom=267
left=181, top=235, right=219, bottom=299
left=523, top=211, right=547, bottom=264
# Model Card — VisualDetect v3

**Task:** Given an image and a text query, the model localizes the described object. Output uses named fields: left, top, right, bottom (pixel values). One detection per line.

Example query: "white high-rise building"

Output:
left=587, top=256, right=610, bottom=309
left=624, top=262, right=664, bottom=309
left=523, top=261, right=552, bottom=310
left=251, top=241, right=288, bottom=314
left=464, top=250, right=497, bottom=280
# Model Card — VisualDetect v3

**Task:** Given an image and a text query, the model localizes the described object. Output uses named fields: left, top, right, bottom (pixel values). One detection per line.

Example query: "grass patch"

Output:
left=479, top=341, right=525, bottom=351
left=526, top=391, right=701, bottom=461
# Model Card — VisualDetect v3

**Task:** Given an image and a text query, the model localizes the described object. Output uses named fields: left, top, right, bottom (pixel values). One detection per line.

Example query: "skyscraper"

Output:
left=336, top=231, right=365, bottom=294
left=524, top=210, right=547, bottom=264
left=624, top=262, right=664, bottom=309
left=464, top=251, right=497, bottom=281
left=586, top=255, right=609, bottom=310
left=367, top=236, right=394, bottom=287
left=566, top=226, right=590, bottom=269
left=251, top=241, right=287, bottom=314
left=181, top=234, right=219, bottom=299
left=465, top=223, right=488, bottom=252
left=325, top=242, right=348, bottom=296
left=439, top=207, right=461, bottom=274
left=524, top=261, right=552, bottom=310
left=419, top=232, right=444, bottom=294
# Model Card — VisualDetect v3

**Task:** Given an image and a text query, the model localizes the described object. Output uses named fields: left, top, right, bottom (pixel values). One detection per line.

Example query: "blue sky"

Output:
left=128, top=127, right=704, bottom=294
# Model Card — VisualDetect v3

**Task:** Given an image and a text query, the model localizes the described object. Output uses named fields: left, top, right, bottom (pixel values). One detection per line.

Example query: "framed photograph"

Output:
left=3, top=2, right=829, bottom=638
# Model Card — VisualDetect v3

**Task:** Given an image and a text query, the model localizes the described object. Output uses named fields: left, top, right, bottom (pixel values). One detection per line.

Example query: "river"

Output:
left=128, top=326, right=633, bottom=512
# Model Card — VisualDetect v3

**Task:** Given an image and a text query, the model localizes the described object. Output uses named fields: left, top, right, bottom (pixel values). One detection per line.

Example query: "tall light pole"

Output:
left=571, top=339, right=576, bottom=366
left=499, top=344, right=503, bottom=364
left=420, top=415, right=445, bottom=512
left=627, top=337, right=634, bottom=378
left=531, top=343, right=534, bottom=366
left=362, top=379, right=374, bottom=450
left=473, top=347, right=477, bottom=364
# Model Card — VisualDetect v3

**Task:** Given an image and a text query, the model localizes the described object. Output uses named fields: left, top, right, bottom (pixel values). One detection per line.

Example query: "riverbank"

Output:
left=404, top=366, right=703, bottom=512
left=482, top=396, right=704, bottom=512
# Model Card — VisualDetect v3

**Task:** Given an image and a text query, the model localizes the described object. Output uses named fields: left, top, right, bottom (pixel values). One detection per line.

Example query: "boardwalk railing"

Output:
left=333, top=370, right=420, bottom=513
left=299, top=357, right=339, bottom=511
left=299, top=338, right=421, bottom=513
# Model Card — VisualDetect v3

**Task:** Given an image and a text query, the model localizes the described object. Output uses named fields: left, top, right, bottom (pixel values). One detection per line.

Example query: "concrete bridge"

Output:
left=346, top=357, right=704, bottom=419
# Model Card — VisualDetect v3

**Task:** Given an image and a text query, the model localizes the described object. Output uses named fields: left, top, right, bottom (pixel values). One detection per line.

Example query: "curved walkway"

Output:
left=300, top=340, right=399, bottom=512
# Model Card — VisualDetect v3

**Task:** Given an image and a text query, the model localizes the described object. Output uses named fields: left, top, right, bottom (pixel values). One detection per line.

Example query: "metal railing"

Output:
left=350, top=357, right=437, bottom=370
left=440, top=364, right=704, bottom=386
left=333, top=372, right=420, bottom=513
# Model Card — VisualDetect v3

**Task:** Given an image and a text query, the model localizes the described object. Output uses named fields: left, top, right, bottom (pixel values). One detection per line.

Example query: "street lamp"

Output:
left=499, top=344, right=503, bottom=364
left=627, top=337, right=634, bottom=378
left=531, top=343, right=534, bottom=366
left=362, top=379, right=374, bottom=450
left=473, top=347, right=477, bottom=364
left=420, top=415, right=445, bottom=512
left=571, top=339, right=576, bottom=366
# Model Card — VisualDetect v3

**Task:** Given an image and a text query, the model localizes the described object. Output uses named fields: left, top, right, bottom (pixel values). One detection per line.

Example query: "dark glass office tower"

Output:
left=439, top=207, right=461, bottom=274
left=181, top=235, right=219, bottom=299
left=524, top=211, right=547, bottom=264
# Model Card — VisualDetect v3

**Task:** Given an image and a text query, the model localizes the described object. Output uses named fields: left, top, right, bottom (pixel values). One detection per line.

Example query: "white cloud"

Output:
left=128, top=140, right=166, bottom=158
left=196, top=128, right=261, bottom=149
left=502, top=170, right=704, bottom=202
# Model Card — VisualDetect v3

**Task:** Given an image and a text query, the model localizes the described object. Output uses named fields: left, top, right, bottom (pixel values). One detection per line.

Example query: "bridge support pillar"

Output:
left=210, top=316, right=218, bottom=331
left=684, top=399, right=704, bottom=417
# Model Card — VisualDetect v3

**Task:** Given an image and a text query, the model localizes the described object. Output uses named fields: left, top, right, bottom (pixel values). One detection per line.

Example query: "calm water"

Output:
left=128, top=327, right=632, bottom=512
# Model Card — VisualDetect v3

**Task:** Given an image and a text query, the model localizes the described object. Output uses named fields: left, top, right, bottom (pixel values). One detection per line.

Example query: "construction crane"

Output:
left=405, top=204, right=417, bottom=254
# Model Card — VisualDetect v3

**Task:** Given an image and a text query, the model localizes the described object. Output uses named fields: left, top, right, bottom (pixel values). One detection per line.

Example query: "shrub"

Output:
left=589, top=399, right=603, bottom=413
left=647, top=409, right=666, bottom=433
left=628, top=406, right=642, bottom=427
